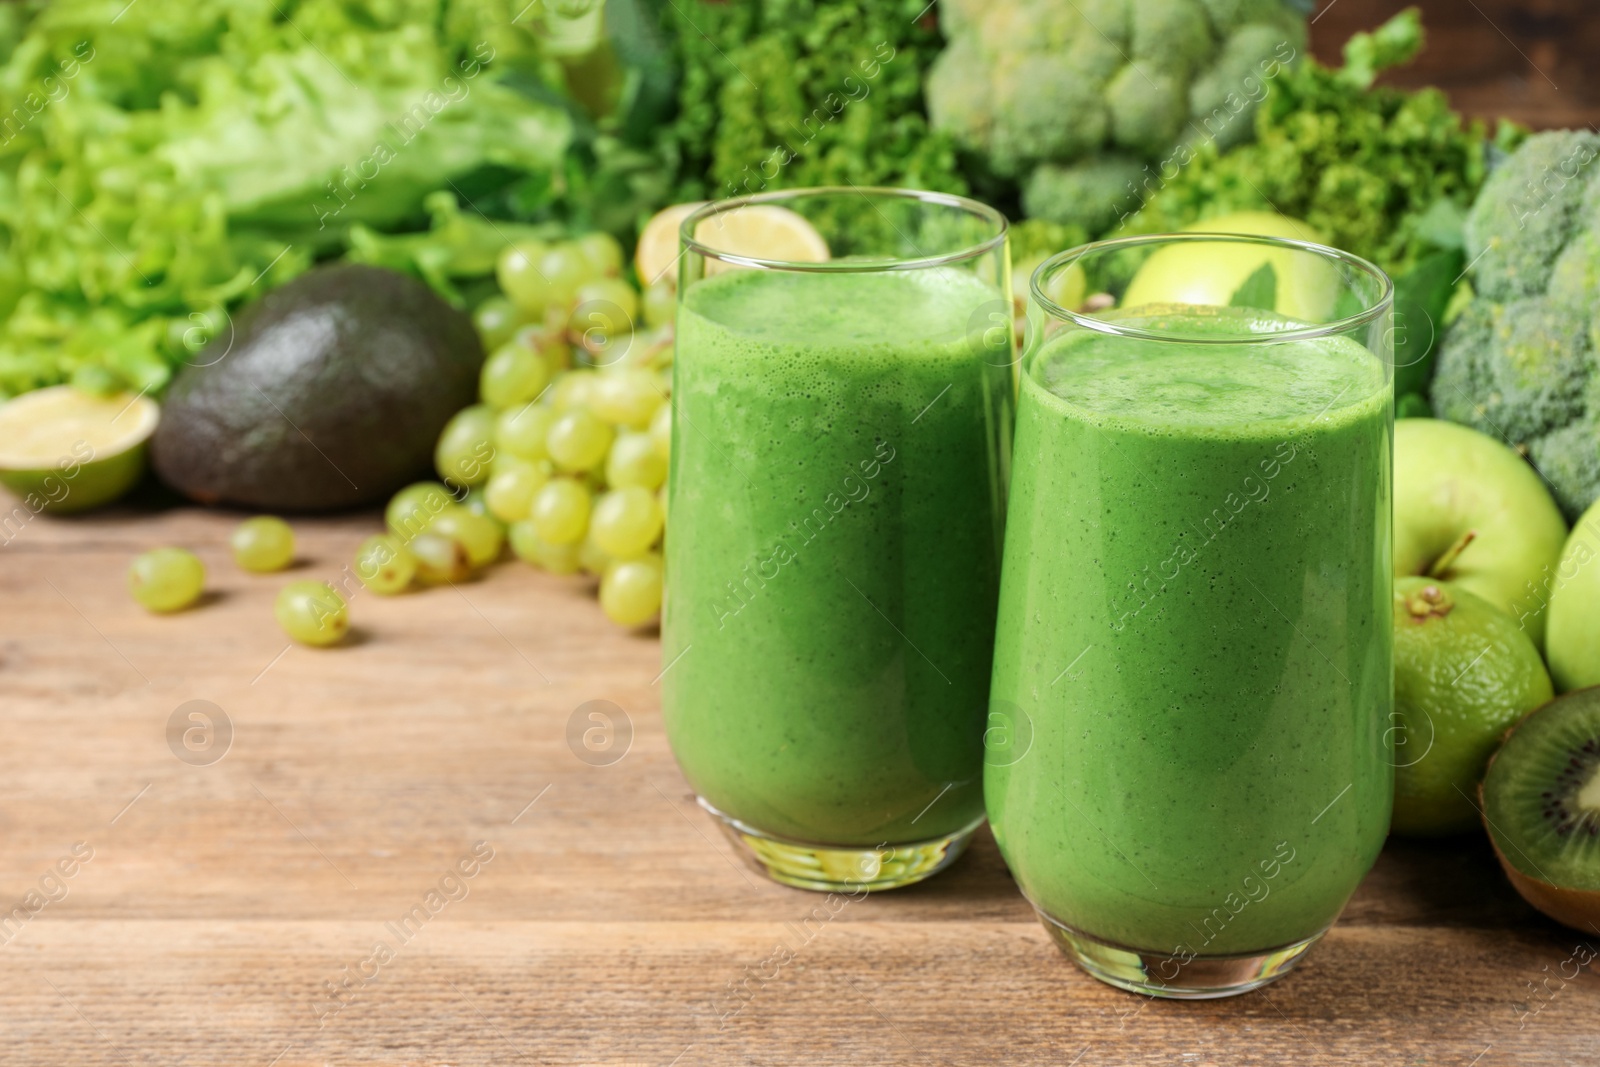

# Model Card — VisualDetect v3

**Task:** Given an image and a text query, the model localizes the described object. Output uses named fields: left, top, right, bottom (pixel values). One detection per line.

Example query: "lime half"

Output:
left=0, top=385, right=159, bottom=513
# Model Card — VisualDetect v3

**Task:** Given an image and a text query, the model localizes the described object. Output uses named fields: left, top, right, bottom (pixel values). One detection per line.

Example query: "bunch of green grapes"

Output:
left=382, top=232, right=675, bottom=629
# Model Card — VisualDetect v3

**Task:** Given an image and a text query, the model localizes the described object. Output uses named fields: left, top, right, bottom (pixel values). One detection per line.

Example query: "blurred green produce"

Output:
left=926, top=0, right=1309, bottom=234
left=1114, top=9, right=1515, bottom=404
left=663, top=0, right=965, bottom=204
left=1432, top=129, right=1600, bottom=521
left=0, top=0, right=675, bottom=399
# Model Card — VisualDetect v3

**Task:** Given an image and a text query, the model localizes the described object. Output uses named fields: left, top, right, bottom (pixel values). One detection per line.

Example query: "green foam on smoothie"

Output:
left=682, top=265, right=998, bottom=345
left=1033, top=303, right=1388, bottom=430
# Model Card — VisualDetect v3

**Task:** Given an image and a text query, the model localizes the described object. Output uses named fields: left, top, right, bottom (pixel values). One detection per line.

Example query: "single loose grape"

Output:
left=231, top=516, right=295, bottom=573
left=590, top=486, right=664, bottom=558
left=589, top=369, right=663, bottom=429
left=275, top=581, right=349, bottom=647
left=128, top=548, right=205, bottom=613
left=435, top=404, right=497, bottom=488
left=601, top=553, right=663, bottom=627
left=495, top=402, right=558, bottom=462
left=410, top=532, right=473, bottom=584
left=649, top=402, right=671, bottom=461
left=354, top=534, right=416, bottom=595
left=641, top=281, right=675, bottom=328
left=472, top=296, right=523, bottom=351
left=429, top=506, right=505, bottom=568
left=547, top=408, right=614, bottom=473
left=547, top=369, right=597, bottom=413
left=605, top=431, right=667, bottom=490
left=496, top=241, right=551, bottom=313
left=479, top=339, right=551, bottom=410
left=574, top=232, right=624, bottom=277
left=386, top=481, right=454, bottom=542
left=531, top=478, right=591, bottom=545
left=485, top=462, right=549, bottom=523
left=508, top=520, right=582, bottom=575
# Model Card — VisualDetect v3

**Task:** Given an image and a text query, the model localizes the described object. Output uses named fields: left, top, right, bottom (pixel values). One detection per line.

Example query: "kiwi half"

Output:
left=1481, top=686, right=1600, bottom=930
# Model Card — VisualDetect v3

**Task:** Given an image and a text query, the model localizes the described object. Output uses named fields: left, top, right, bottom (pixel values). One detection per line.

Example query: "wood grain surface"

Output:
left=1309, top=0, right=1600, bottom=130
left=0, top=497, right=1595, bottom=1065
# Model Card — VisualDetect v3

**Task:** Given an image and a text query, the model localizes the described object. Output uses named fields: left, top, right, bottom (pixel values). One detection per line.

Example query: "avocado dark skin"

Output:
left=151, top=264, right=483, bottom=511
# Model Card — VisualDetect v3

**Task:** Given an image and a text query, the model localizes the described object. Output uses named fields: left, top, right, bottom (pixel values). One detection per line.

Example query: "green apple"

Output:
left=1121, top=211, right=1339, bottom=322
left=1546, top=498, right=1600, bottom=691
left=1395, top=419, right=1568, bottom=649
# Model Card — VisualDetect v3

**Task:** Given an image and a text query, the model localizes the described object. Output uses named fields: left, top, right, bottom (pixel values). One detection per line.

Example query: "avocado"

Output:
left=151, top=264, right=483, bottom=511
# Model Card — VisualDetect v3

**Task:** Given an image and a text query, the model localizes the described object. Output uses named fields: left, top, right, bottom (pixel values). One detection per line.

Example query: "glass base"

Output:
left=699, top=798, right=981, bottom=893
left=1036, top=908, right=1323, bottom=999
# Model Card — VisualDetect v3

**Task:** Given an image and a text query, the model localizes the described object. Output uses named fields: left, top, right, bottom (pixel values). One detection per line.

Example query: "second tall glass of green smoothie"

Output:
left=988, top=234, right=1395, bottom=998
left=662, top=189, right=1013, bottom=891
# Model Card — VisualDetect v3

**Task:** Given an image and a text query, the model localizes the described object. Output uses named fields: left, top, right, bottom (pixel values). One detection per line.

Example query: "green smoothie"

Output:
left=663, top=266, right=1012, bottom=846
left=987, top=304, right=1392, bottom=957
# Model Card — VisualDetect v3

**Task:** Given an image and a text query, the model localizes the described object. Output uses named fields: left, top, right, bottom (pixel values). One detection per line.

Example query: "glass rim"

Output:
left=680, top=186, right=1009, bottom=273
left=1030, top=233, right=1395, bottom=344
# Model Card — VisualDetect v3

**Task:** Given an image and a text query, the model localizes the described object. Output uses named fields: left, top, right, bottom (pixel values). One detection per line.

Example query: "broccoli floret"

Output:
left=925, top=0, right=1309, bottom=230
left=1548, top=228, right=1600, bottom=310
left=988, top=54, right=1110, bottom=176
left=1432, top=132, right=1600, bottom=520
left=1430, top=301, right=1497, bottom=428
left=1129, top=0, right=1215, bottom=82
left=1532, top=417, right=1600, bottom=520
left=1106, top=62, right=1187, bottom=157
left=1464, top=129, right=1600, bottom=301
left=1431, top=297, right=1590, bottom=445
left=1022, top=156, right=1147, bottom=234
left=1197, top=0, right=1293, bottom=35
left=923, top=36, right=994, bottom=156
left=1189, top=22, right=1299, bottom=151
left=1483, top=298, right=1593, bottom=442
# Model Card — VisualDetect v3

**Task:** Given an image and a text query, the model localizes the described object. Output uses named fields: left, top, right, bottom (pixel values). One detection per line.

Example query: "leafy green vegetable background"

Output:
left=0, top=0, right=607, bottom=398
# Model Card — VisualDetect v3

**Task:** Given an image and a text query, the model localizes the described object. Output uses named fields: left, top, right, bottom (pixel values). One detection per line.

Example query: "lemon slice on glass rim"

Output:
left=634, top=201, right=829, bottom=288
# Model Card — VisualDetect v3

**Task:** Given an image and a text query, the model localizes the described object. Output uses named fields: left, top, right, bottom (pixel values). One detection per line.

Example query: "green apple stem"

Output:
left=1427, top=529, right=1477, bottom=578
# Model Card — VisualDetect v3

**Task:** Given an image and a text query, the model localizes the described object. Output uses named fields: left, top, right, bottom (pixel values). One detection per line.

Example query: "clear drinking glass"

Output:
left=986, top=234, right=1394, bottom=997
left=662, top=188, right=1014, bottom=892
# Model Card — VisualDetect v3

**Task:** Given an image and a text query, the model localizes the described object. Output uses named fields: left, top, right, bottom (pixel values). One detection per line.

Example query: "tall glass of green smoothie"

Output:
left=987, top=234, right=1394, bottom=997
left=663, top=188, right=1013, bottom=892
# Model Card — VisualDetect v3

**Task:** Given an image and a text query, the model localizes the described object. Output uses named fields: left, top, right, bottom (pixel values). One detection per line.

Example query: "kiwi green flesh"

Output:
left=1482, top=686, right=1600, bottom=894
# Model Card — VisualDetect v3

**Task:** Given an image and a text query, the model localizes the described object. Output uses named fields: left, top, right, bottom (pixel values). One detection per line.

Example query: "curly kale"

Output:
left=1432, top=130, right=1600, bottom=520
left=663, top=0, right=965, bottom=204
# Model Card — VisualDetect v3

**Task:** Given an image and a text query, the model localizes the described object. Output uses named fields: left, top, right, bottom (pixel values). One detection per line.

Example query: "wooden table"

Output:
left=2, top=500, right=1595, bottom=1066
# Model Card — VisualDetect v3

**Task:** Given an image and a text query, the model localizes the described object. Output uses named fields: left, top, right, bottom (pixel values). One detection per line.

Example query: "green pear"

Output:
left=1395, top=419, right=1568, bottom=649
left=1546, top=498, right=1600, bottom=691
